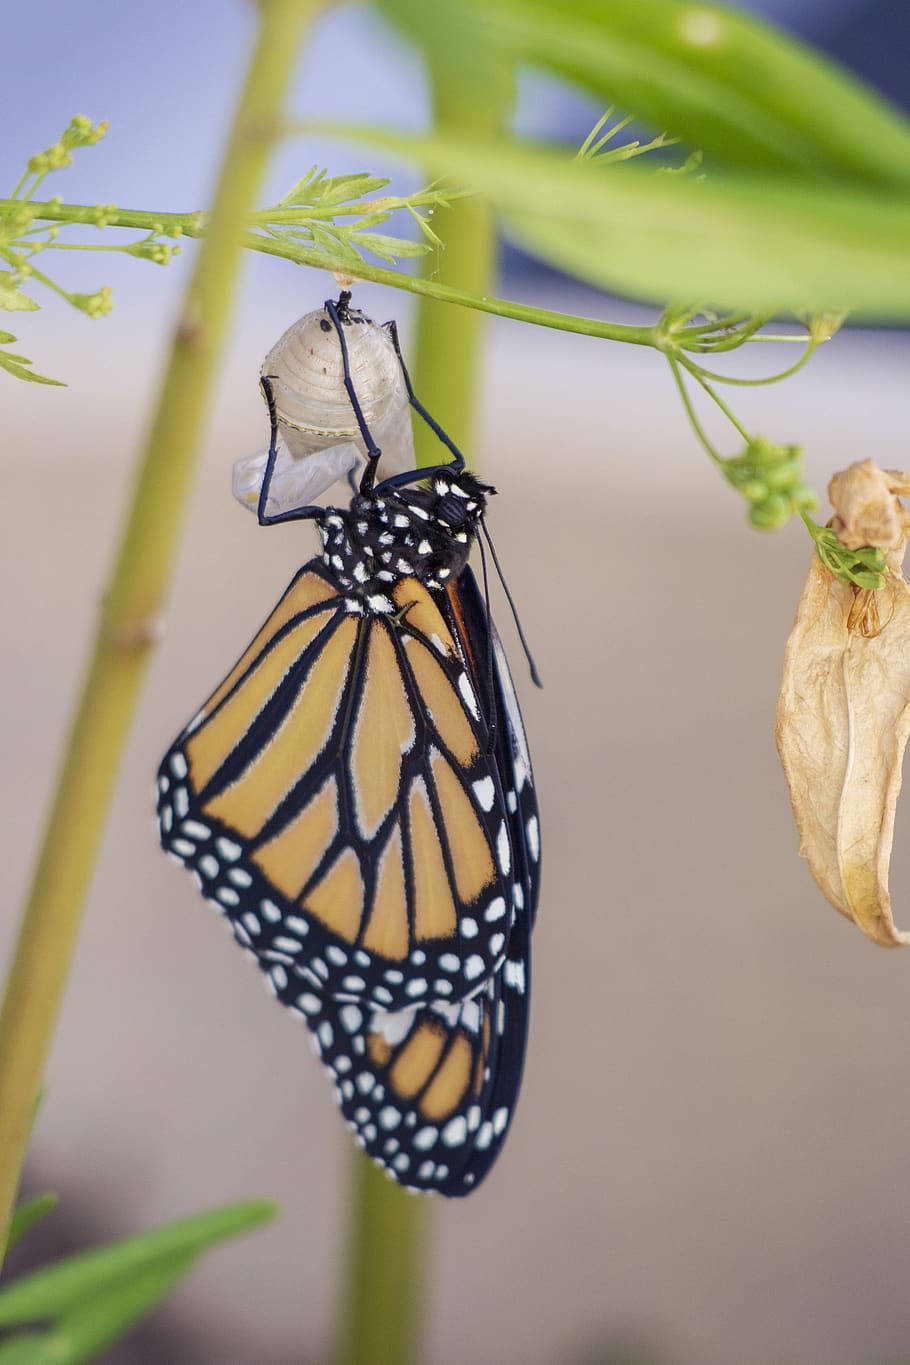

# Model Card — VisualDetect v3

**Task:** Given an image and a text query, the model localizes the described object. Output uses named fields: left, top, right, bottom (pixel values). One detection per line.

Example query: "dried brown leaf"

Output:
left=777, top=460, right=910, bottom=946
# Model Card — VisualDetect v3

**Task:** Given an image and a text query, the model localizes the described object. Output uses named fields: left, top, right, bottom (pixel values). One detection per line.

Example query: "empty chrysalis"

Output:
left=232, top=297, right=416, bottom=516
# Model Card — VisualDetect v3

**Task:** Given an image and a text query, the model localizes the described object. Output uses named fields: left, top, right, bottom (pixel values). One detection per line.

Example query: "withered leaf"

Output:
left=777, top=460, right=910, bottom=947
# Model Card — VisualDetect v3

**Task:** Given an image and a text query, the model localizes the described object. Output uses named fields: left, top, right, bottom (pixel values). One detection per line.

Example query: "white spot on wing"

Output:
left=496, top=822, right=511, bottom=875
left=442, top=1116, right=467, bottom=1147
left=373, top=1009, right=415, bottom=1047
left=458, top=673, right=480, bottom=720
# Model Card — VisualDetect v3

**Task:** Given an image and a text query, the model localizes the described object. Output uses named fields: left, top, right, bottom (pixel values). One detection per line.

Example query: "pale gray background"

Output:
left=4, top=4, right=910, bottom=1363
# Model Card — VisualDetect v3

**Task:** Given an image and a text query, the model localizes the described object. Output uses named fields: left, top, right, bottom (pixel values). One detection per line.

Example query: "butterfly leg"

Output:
left=256, top=375, right=324, bottom=526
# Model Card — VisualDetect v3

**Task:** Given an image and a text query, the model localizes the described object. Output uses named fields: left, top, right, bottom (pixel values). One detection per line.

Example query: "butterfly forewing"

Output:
left=158, top=564, right=517, bottom=1012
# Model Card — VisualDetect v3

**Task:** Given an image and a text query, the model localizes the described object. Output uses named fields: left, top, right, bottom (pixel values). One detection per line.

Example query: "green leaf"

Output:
left=4, top=1195, right=59, bottom=1256
left=353, top=231, right=428, bottom=261
left=319, top=125, right=910, bottom=318
left=0, top=275, right=38, bottom=313
left=307, top=222, right=362, bottom=264
left=0, top=1254, right=198, bottom=1365
left=377, top=0, right=910, bottom=187
left=318, top=173, right=390, bottom=206
left=0, top=1200, right=277, bottom=1327
left=0, top=346, right=65, bottom=386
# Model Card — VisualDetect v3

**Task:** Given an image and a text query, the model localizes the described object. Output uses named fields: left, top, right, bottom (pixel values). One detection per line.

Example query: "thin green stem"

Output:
left=688, top=338, right=818, bottom=386
left=0, top=0, right=321, bottom=1268
left=745, top=332, right=818, bottom=343
left=7, top=259, right=73, bottom=303
left=678, top=356, right=752, bottom=441
left=577, top=108, right=615, bottom=158
left=684, top=317, right=768, bottom=353
left=667, top=355, right=723, bottom=463
left=5, top=173, right=30, bottom=207
left=32, top=240, right=146, bottom=253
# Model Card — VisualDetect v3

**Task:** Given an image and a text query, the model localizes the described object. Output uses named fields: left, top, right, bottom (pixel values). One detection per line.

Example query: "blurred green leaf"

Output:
left=321, top=125, right=910, bottom=317
left=4, top=1196, right=59, bottom=1257
left=0, top=1254, right=197, bottom=1365
left=352, top=231, right=429, bottom=261
left=0, top=1199, right=276, bottom=1327
left=376, top=0, right=910, bottom=186
left=0, top=1335, right=45, bottom=1364
left=0, top=342, right=64, bottom=386
left=0, top=275, right=38, bottom=313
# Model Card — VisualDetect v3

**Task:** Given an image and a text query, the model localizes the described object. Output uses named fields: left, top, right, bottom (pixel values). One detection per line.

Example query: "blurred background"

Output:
left=5, top=2, right=910, bottom=1362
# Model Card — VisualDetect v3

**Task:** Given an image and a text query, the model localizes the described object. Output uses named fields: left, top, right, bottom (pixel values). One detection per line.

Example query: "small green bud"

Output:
left=746, top=436, right=777, bottom=467
left=72, top=286, right=113, bottom=318
left=90, top=204, right=119, bottom=228
left=46, top=145, right=73, bottom=170
left=764, top=461, right=801, bottom=491
left=740, top=479, right=768, bottom=502
left=749, top=494, right=790, bottom=529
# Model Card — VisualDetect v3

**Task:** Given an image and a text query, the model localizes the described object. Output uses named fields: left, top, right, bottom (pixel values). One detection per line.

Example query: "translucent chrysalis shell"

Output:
left=232, top=300, right=415, bottom=516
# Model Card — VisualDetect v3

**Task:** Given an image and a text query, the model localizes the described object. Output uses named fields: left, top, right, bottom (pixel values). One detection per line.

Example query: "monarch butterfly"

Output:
left=157, top=295, right=540, bottom=1193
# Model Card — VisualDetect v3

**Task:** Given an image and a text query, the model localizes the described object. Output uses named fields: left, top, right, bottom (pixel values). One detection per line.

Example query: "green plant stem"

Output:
left=333, top=58, right=504, bottom=1365
left=0, top=200, right=811, bottom=353
left=667, top=355, right=723, bottom=463
left=0, top=0, right=321, bottom=1268
left=335, top=1162, right=427, bottom=1365
left=678, top=356, right=752, bottom=440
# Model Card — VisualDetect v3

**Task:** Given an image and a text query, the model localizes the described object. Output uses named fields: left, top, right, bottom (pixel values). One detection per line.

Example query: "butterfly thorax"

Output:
left=317, top=470, right=494, bottom=596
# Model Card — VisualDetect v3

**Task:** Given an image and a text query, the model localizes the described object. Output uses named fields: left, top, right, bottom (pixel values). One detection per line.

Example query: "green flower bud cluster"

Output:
left=127, top=236, right=181, bottom=265
left=25, top=117, right=107, bottom=182
left=89, top=204, right=119, bottom=228
left=721, top=435, right=817, bottom=529
left=71, top=287, right=113, bottom=318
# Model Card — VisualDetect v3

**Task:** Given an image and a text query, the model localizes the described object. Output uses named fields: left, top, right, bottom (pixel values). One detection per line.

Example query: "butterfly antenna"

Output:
left=325, top=295, right=382, bottom=495
left=477, top=532, right=499, bottom=756
left=480, top=519, right=543, bottom=688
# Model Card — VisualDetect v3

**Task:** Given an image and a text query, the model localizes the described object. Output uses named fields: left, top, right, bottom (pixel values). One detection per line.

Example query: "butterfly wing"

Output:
left=443, top=567, right=541, bottom=927
left=274, top=567, right=539, bottom=1195
left=158, top=562, right=519, bottom=1012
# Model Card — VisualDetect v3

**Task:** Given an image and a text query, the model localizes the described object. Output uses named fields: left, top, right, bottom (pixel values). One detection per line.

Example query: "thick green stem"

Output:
left=0, top=0, right=321, bottom=1265
left=334, top=58, right=504, bottom=1365
left=335, top=1162, right=427, bottom=1365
